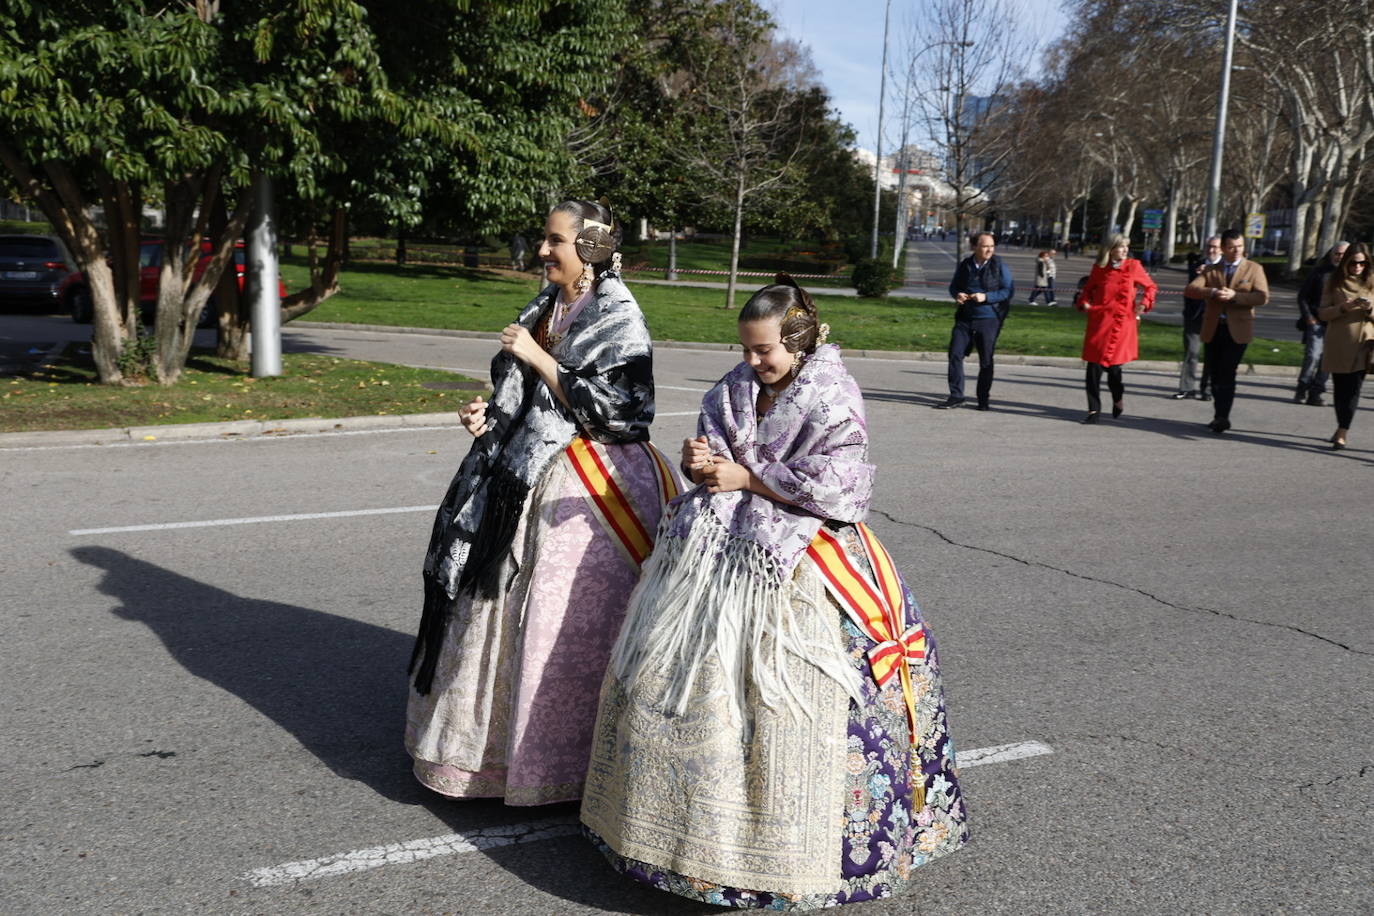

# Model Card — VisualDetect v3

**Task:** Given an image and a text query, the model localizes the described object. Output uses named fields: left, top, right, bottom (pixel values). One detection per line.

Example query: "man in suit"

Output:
left=1173, top=236, right=1220, bottom=400
left=1293, top=241, right=1348, bottom=405
left=1185, top=229, right=1270, bottom=433
left=936, top=231, right=1014, bottom=410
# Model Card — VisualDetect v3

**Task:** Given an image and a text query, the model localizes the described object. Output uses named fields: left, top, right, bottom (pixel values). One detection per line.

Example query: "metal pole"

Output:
left=869, top=0, right=892, bottom=260
left=248, top=173, right=281, bottom=378
left=1202, top=0, right=1238, bottom=241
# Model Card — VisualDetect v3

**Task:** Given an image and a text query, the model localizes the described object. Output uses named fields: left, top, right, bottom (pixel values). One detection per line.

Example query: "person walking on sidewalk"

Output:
left=936, top=231, right=1014, bottom=410
left=1185, top=229, right=1270, bottom=435
left=1076, top=235, right=1158, bottom=424
left=1295, top=241, right=1348, bottom=406
left=1174, top=237, right=1220, bottom=400
left=1029, top=250, right=1057, bottom=305
left=1316, top=243, right=1374, bottom=450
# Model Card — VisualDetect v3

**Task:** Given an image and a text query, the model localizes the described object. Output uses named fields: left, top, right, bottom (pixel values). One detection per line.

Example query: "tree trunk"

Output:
left=1102, top=187, right=1125, bottom=244
left=1162, top=181, right=1179, bottom=262
left=667, top=228, right=677, bottom=281
left=18, top=155, right=130, bottom=382
left=725, top=171, right=745, bottom=310
left=213, top=194, right=249, bottom=360
left=151, top=173, right=252, bottom=384
left=280, top=205, right=346, bottom=321
left=1303, top=198, right=1324, bottom=262
left=1120, top=196, right=1140, bottom=241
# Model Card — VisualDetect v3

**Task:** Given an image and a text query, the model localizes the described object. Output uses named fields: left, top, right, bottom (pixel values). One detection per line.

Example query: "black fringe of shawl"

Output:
left=409, top=348, right=544, bottom=695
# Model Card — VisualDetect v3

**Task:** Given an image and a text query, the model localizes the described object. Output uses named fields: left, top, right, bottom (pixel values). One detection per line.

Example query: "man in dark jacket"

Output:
left=936, top=231, right=1014, bottom=410
left=1173, top=237, right=1220, bottom=400
left=1294, top=241, right=1348, bottom=405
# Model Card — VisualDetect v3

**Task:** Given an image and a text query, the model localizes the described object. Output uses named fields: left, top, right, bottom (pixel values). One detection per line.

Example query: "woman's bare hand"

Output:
left=460, top=396, right=489, bottom=437
left=499, top=323, right=541, bottom=365
left=701, top=459, right=750, bottom=493
left=682, top=435, right=713, bottom=471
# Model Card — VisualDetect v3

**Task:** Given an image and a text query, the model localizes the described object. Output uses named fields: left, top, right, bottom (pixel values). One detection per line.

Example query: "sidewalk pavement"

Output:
left=0, top=322, right=1299, bottom=450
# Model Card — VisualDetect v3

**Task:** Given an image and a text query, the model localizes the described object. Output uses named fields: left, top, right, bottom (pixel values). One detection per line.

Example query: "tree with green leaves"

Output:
left=0, top=0, right=622, bottom=384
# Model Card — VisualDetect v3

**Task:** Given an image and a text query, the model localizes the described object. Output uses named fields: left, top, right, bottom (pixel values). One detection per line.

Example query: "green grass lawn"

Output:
left=287, top=257, right=1303, bottom=366
left=618, top=236, right=855, bottom=286
left=1, top=346, right=483, bottom=433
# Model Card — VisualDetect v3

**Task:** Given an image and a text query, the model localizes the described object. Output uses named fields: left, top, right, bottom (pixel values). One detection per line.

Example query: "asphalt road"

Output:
left=2, top=318, right=1371, bottom=914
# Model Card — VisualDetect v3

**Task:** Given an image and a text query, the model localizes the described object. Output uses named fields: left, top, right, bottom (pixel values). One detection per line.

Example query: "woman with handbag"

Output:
left=1316, top=243, right=1374, bottom=450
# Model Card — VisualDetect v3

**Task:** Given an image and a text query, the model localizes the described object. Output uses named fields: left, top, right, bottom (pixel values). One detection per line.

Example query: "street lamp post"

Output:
left=869, top=0, right=892, bottom=261
left=1202, top=0, right=1238, bottom=241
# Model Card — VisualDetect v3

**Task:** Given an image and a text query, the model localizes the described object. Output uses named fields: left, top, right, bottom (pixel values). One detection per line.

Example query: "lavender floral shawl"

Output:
left=611, top=344, right=874, bottom=718
left=674, top=342, right=873, bottom=570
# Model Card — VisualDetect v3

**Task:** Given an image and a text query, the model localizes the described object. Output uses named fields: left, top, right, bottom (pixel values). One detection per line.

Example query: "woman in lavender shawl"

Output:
left=582, top=276, right=968, bottom=908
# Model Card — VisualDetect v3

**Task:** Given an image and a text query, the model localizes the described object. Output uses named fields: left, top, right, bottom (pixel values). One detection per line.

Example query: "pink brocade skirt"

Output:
left=405, top=441, right=671, bottom=806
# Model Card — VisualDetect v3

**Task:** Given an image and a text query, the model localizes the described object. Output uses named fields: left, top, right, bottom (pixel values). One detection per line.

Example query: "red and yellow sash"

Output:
left=807, top=523, right=925, bottom=747
left=565, top=437, right=679, bottom=570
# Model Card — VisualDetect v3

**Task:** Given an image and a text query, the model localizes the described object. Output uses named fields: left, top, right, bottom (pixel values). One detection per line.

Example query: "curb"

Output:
left=0, top=411, right=459, bottom=450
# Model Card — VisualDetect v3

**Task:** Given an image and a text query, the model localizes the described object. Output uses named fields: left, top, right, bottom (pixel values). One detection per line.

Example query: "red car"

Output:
left=63, top=239, right=287, bottom=327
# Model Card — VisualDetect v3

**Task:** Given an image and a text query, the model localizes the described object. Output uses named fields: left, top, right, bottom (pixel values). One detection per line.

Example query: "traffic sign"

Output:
left=1245, top=212, right=1266, bottom=239
left=1141, top=209, right=1164, bottom=231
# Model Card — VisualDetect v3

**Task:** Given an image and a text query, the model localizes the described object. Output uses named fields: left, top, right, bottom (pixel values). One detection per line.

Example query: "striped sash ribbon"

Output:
left=565, top=437, right=679, bottom=570
left=807, top=523, right=925, bottom=748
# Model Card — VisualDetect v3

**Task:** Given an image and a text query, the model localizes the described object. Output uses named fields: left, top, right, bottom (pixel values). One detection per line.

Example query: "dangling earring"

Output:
left=575, top=262, right=593, bottom=294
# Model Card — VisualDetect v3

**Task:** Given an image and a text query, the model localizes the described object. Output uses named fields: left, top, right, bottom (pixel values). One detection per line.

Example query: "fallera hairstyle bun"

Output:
left=738, top=272, right=822, bottom=355
left=550, top=199, right=621, bottom=272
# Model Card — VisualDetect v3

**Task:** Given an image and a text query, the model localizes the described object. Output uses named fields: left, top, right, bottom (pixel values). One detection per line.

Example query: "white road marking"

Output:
left=2, top=425, right=464, bottom=453
left=70, top=505, right=434, bottom=536
left=959, top=739, right=1054, bottom=767
left=656, top=410, right=701, bottom=417
left=657, top=384, right=711, bottom=392
left=243, top=740, right=1052, bottom=887
left=244, top=816, right=581, bottom=887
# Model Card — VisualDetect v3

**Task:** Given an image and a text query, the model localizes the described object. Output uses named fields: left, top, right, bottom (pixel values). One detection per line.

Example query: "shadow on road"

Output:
left=69, top=546, right=710, bottom=913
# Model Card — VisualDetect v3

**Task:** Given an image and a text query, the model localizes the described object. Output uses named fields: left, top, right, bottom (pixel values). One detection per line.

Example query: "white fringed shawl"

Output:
left=610, top=345, right=875, bottom=721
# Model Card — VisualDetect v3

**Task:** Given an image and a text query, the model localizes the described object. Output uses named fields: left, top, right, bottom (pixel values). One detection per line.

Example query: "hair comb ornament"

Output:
left=575, top=217, right=616, bottom=265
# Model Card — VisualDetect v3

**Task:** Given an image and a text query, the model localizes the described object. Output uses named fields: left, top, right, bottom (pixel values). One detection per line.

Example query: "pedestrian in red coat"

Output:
left=1076, top=234, right=1158, bottom=423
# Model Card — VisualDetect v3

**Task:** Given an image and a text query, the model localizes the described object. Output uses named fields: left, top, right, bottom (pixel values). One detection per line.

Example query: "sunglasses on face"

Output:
left=1351, top=260, right=1369, bottom=266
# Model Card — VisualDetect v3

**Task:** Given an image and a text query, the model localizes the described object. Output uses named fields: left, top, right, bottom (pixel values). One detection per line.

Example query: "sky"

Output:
left=769, top=0, right=1071, bottom=156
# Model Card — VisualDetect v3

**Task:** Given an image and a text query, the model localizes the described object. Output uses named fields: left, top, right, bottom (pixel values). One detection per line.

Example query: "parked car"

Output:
left=0, top=234, right=75, bottom=307
left=62, top=239, right=287, bottom=327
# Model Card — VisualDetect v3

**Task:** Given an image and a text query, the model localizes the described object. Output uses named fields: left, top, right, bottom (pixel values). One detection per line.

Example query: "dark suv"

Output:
left=0, top=234, right=74, bottom=306
left=63, top=239, right=285, bottom=327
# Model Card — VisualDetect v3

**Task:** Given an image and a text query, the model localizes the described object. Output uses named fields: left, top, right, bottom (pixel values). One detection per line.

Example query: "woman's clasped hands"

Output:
left=682, top=435, right=749, bottom=493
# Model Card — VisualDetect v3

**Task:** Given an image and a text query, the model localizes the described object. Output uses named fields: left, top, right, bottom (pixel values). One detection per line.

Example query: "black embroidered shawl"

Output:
left=410, top=275, right=655, bottom=693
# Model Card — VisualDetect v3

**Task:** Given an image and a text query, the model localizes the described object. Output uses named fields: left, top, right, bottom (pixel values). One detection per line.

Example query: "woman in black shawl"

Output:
left=406, top=200, right=678, bottom=805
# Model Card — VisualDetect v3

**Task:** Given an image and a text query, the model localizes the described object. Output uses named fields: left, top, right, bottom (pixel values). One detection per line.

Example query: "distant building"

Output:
left=853, top=145, right=957, bottom=230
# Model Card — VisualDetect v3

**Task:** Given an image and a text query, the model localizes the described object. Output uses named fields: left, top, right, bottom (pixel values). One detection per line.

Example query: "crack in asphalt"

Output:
left=1298, top=764, right=1372, bottom=791
left=870, top=508, right=1372, bottom=658
left=64, top=759, right=105, bottom=771
left=1065, top=735, right=1369, bottom=798
left=1064, top=733, right=1292, bottom=785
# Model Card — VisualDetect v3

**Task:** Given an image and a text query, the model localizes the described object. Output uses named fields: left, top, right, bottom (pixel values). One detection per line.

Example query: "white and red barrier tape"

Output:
left=623, top=266, right=843, bottom=280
